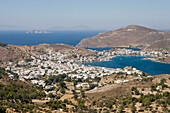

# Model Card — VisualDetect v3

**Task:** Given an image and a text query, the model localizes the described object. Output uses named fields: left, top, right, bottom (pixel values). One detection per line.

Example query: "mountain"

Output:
left=49, top=25, right=91, bottom=30
left=71, top=25, right=91, bottom=30
left=0, top=24, right=32, bottom=30
left=49, top=26, right=66, bottom=30
left=77, top=25, right=170, bottom=51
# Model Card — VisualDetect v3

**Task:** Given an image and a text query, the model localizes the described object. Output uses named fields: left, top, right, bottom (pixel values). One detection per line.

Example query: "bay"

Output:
left=85, top=56, right=170, bottom=75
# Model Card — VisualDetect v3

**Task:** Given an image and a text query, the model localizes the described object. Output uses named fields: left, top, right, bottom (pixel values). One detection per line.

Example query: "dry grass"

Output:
left=60, top=94, right=73, bottom=101
left=32, top=99, right=49, bottom=105
left=86, top=81, right=152, bottom=100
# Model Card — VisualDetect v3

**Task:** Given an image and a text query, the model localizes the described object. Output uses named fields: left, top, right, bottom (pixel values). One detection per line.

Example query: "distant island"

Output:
left=26, top=30, right=51, bottom=34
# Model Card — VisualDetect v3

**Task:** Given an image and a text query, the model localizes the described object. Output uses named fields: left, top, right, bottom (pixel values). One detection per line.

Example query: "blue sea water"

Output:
left=0, top=30, right=104, bottom=46
left=87, top=47, right=113, bottom=51
left=87, top=47, right=141, bottom=51
left=85, top=56, right=170, bottom=75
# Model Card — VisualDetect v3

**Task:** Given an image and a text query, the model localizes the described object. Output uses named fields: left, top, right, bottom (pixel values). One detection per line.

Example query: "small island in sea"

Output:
left=26, top=30, right=51, bottom=34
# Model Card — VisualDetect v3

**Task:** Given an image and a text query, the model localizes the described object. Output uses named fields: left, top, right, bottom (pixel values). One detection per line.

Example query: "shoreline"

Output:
left=143, top=57, right=170, bottom=64
left=84, top=55, right=170, bottom=65
left=83, top=55, right=170, bottom=75
left=88, top=55, right=170, bottom=64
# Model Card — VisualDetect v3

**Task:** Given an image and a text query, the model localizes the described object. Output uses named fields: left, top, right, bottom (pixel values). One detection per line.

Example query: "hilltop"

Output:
left=77, top=25, right=170, bottom=51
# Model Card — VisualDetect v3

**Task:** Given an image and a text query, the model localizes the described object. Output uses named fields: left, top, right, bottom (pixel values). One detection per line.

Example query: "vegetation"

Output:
left=45, top=74, right=66, bottom=85
left=0, top=68, right=46, bottom=112
left=0, top=66, right=169, bottom=113
left=141, top=77, right=153, bottom=82
left=46, top=100, right=69, bottom=111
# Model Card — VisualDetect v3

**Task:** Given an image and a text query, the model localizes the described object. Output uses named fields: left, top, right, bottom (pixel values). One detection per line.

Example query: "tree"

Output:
left=94, top=77, right=101, bottom=82
left=151, top=85, right=156, bottom=91
left=60, top=88, right=65, bottom=94
left=89, top=84, right=95, bottom=90
left=48, top=93, right=55, bottom=98
left=72, top=90, right=76, bottom=94
left=59, top=81, right=67, bottom=89
left=108, top=104, right=113, bottom=109
left=131, top=87, right=137, bottom=91
left=92, top=100, right=96, bottom=106
left=160, top=78, right=166, bottom=84
left=163, top=91, right=169, bottom=97
left=142, top=98, right=151, bottom=106
left=118, top=105, right=124, bottom=113
left=135, top=89, right=140, bottom=95
left=56, top=95, right=61, bottom=100
left=131, top=105, right=136, bottom=113
left=74, top=94, right=78, bottom=100
left=0, top=106, right=6, bottom=113
left=77, top=99, right=86, bottom=110
left=73, top=81, right=78, bottom=87
left=66, top=77, right=71, bottom=82
left=81, top=90, right=85, bottom=98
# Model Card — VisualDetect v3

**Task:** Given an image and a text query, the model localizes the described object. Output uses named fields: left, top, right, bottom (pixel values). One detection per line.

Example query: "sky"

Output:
left=0, top=0, right=170, bottom=30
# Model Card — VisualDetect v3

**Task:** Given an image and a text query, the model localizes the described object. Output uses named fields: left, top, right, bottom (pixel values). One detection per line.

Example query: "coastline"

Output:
left=84, top=55, right=170, bottom=75
left=86, top=55, right=170, bottom=64
left=143, top=57, right=170, bottom=64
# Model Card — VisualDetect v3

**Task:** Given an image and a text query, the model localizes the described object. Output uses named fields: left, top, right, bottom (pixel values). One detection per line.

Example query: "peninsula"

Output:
left=77, top=25, right=170, bottom=51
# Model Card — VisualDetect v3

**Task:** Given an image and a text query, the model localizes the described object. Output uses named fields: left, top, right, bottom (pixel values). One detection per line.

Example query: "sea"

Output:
left=0, top=30, right=169, bottom=75
left=85, top=56, right=170, bottom=75
left=87, top=47, right=141, bottom=51
left=0, top=30, right=104, bottom=46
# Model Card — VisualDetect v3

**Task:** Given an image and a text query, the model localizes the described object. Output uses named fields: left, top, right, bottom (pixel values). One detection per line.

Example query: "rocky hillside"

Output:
left=77, top=25, right=170, bottom=51
left=0, top=43, right=29, bottom=62
left=0, top=43, right=95, bottom=63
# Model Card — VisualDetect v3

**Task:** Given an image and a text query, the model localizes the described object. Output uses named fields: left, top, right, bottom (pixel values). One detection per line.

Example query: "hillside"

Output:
left=85, top=74, right=170, bottom=113
left=0, top=43, right=95, bottom=63
left=0, top=68, right=45, bottom=112
left=77, top=25, right=170, bottom=51
left=0, top=43, right=29, bottom=62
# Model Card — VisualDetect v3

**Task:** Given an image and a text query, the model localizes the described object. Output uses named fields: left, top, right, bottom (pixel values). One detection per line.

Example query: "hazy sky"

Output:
left=0, top=0, right=170, bottom=30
